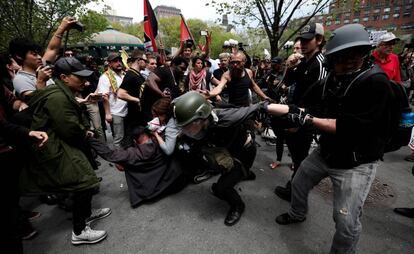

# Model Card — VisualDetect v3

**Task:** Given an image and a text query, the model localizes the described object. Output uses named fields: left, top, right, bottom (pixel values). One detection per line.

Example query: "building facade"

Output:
left=154, top=5, right=181, bottom=18
left=104, top=14, right=133, bottom=26
left=295, top=0, right=413, bottom=37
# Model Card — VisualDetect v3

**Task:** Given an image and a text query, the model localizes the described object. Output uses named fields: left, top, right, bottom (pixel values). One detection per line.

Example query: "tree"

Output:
left=0, top=0, right=102, bottom=51
left=208, top=0, right=331, bottom=57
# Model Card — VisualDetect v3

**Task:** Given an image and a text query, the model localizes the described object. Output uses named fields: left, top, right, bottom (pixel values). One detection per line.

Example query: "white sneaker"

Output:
left=71, top=226, right=107, bottom=245
left=86, top=208, right=112, bottom=224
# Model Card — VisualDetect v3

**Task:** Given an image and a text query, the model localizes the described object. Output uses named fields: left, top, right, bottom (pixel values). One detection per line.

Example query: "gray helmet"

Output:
left=325, top=24, right=372, bottom=56
left=173, top=91, right=212, bottom=127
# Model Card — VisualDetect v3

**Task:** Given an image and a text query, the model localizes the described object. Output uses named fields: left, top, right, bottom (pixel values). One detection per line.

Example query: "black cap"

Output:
left=297, top=23, right=324, bottom=40
left=107, top=52, right=122, bottom=62
left=55, top=57, right=93, bottom=77
left=271, top=57, right=283, bottom=64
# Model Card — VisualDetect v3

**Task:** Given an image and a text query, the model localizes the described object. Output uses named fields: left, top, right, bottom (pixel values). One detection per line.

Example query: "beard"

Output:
left=229, top=66, right=243, bottom=77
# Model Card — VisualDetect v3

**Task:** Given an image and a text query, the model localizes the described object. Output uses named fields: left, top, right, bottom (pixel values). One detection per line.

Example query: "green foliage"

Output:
left=0, top=0, right=102, bottom=51
left=207, top=0, right=331, bottom=57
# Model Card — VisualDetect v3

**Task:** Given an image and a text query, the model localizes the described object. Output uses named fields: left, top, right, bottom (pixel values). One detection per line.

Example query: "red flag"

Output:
left=180, top=14, right=195, bottom=45
left=144, top=0, right=158, bottom=52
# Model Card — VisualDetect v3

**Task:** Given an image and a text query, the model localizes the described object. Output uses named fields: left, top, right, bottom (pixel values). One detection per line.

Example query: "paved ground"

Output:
left=22, top=137, right=414, bottom=254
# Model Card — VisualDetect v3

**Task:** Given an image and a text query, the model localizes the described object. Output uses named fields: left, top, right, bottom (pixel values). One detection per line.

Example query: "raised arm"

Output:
left=42, top=17, right=77, bottom=63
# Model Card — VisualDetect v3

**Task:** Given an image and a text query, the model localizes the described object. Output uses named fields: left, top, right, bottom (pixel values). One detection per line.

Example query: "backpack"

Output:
left=333, top=64, right=413, bottom=152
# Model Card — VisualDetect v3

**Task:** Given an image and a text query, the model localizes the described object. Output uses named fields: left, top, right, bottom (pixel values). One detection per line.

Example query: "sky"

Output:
left=93, top=0, right=221, bottom=23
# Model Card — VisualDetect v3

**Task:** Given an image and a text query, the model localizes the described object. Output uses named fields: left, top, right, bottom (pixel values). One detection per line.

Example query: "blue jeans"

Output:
left=288, top=148, right=377, bottom=254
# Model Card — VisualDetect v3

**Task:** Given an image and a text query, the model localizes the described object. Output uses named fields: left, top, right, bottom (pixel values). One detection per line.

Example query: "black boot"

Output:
left=274, top=181, right=291, bottom=202
left=224, top=204, right=245, bottom=226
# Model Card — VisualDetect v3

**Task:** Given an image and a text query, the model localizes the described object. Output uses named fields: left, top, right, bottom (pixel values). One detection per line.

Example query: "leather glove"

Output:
left=287, top=104, right=313, bottom=127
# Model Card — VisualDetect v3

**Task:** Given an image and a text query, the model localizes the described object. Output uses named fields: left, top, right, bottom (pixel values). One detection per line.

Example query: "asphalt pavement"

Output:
left=22, top=137, right=414, bottom=254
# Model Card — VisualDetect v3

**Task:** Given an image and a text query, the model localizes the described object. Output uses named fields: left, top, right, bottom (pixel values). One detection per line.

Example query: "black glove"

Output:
left=287, top=104, right=313, bottom=127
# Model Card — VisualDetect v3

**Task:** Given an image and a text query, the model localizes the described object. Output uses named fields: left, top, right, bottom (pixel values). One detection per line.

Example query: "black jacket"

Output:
left=303, top=65, right=392, bottom=168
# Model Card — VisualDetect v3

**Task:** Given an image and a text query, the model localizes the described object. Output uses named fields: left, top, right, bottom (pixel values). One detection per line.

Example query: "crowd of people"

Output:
left=1, top=15, right=414, bottom=254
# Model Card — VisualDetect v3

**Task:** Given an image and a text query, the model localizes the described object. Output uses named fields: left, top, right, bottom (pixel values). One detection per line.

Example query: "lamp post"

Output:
left=283, top=41, right=294, bottom=58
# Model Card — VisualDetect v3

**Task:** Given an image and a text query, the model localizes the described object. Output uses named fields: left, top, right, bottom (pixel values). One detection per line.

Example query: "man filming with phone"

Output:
left=10, top=17, right=80, bottom=101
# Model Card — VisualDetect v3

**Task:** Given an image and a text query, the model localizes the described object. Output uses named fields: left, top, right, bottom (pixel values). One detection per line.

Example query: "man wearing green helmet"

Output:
left=173, top=91, right=259, bottom=226
left=263, top=24, right=394, bottom=254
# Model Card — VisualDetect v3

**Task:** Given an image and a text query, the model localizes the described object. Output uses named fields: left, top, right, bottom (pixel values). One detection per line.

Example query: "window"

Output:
left=354, top=11, right=360, bottom=16
left=353, top=18, right=360, bottom=23
left=326, top=21, right=332, bottom=25
left=344, top=19, right=350, bottom=24
left=345, top=12, right=351, bottom=17
left=384, top=7, right=390, bottom=13
left=401, top=23, right=414, bottom=30
left=383, top=14, right=389, bottom=19
left=363, top=17, right=369, bottom=22
left=394, top=6, right=401, bottom=13
left=393, top=13, right=400, bottom=18
left=374, top=8, right=381, bottom=13
left=364, top=10, right=370, bottom=15
left=373, top=14, right=380, bottom=21
left=335, top=19, right=341, bottom=24
left=404, top=11, right=412, bottom=17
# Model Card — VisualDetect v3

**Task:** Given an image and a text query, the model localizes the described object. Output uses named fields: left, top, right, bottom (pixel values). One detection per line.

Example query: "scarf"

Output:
left=189, top=69, right=207, bottom=91
left=105, top=68, right=119, bottom=95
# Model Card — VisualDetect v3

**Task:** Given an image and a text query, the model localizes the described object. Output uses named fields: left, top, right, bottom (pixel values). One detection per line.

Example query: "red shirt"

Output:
left=372, top=50, right=401, bottom=83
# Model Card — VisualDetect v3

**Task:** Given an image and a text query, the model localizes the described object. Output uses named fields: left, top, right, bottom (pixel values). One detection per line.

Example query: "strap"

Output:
left=105, top=69, right=119, bottom=95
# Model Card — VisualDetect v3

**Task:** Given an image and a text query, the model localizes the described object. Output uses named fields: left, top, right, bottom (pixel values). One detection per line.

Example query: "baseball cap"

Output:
left=378, top=32, right=400, bottom=44
left=271, top=57, right=283, bottom=64
left=107, top=52, right=122, bottom=62
left=297, top=23, right=324, bottom=40
left=55, top=57, right=93, bottom=77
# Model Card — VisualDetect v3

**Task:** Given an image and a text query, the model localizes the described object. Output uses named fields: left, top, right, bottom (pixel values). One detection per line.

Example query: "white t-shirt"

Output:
left=97, top=71, right=128, bottom=117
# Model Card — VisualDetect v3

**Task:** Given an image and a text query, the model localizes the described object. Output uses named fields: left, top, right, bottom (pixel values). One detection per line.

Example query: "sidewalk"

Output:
left=22, top=139, right=414, bottom=253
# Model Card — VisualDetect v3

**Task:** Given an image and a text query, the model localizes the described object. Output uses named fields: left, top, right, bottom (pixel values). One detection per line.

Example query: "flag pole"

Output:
left=180, top=13, right=197, bottom=50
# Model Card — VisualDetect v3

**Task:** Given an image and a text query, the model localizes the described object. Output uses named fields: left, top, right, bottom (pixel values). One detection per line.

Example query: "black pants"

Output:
left=1, top=150, right=23, bottom=254
left=72, top=188, right=94, bottom=235
left=285, top=130, right=313, bottom=174
left=270, top=118, right=286, bottom=162
left=212, top=163, right=244, bottom=208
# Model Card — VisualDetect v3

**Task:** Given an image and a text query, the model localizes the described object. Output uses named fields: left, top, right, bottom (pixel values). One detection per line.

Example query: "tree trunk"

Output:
left=269, top=37, right=279, bottom=58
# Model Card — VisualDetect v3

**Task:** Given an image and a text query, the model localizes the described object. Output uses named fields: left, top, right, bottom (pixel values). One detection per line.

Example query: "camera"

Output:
left=200, top=30, right=208, bottom=36
left=71, top=21, right=84, bottom=32
left=238, top=42, right=245, bottom=51
left=185, top=39, right=194, bottom=48
left=44, top=61, right=55, bottom=70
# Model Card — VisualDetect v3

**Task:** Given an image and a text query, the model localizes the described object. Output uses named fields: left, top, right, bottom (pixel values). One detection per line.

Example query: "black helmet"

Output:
left=173, top=91, right=212, bottom=127
left=325, top=24, right=372, bottom=56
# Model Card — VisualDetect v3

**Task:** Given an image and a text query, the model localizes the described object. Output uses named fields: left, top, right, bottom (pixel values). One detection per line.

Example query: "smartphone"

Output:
left=200, top=30, right=208, bottom=36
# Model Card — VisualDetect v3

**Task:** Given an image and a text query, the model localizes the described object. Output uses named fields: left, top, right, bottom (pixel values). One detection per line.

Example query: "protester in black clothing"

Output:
left=265, top=57, right=287, bottom=169
left=204, top=51, right=269, bottom=107
left=269, top=24, right=393, bottom=254
left=1, top=84, right=48, bottom=254
left=88, top=126, right=187, bottom=208
left=118, top=50, right=148, bottom=127
left=173, top=91, right=259, bottom=226
left=274, top=22, right=327, bottom=202
left=146, top=56, right=188, bottom=101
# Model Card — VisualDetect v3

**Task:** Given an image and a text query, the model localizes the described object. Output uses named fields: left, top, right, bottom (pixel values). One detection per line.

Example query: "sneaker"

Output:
left=23, top=210, right=41, bottom=221
left=275, top=213, right=305, bottom=225
left=405, top=153, right=414, bottom=162
left=71, top=226, right=107, bottom=245
left=86, top=208, right=112, bottom=224
left=193, top=171, right=212, bottom=184
left=21, top=224, right=38, bottom=240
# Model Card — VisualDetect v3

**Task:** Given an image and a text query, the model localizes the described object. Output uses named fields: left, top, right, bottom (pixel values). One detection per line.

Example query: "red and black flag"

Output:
left=180, top=14, right=195, bottom=46
left=143, top=0, right=158, bottom=52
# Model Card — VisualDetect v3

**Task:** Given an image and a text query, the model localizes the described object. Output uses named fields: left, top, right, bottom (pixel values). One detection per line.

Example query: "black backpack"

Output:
left=322, top=64, right=412, bottom=153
